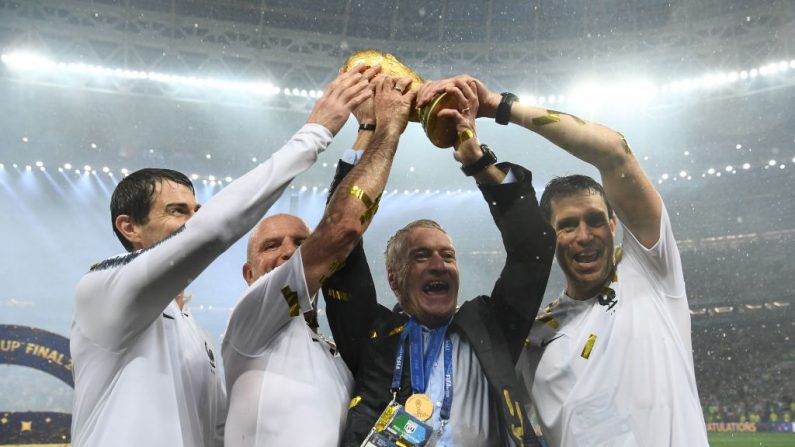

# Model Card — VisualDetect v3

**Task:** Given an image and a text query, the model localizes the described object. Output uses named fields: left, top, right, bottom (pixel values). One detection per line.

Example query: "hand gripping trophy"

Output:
left=342, top=49, right=460, bottom=148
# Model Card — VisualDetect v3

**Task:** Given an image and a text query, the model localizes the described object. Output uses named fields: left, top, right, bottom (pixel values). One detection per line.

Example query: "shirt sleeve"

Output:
left=74, top=124, right=332, bottom=349
left=222, top=248, right=313, bottom=358
left=620, top=202, right=686, bottom=299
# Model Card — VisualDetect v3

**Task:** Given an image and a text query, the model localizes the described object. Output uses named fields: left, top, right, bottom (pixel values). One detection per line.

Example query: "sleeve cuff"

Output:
left=298, top=123, right=334, bottom=154
left=341, top=148, right=364, bottom=165
left=501, top=167, right=517, bottom=184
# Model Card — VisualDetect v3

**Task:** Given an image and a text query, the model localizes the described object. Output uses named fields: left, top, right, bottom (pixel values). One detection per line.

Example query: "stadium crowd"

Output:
left=693, top=311, right=794, bottom=424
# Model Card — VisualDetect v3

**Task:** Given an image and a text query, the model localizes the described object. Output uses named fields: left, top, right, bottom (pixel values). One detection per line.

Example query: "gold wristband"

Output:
left=359, top=193, right=382, bottom=225
left=348, top=186, right=382, bottom=225
left=349, top=185, right=374, bottom=208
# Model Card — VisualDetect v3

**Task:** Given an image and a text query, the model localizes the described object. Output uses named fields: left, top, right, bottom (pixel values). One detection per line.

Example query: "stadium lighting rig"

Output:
left=2, top=50, right=795, bottom=106
left=2, top=152, right=792, bottom=192
left=0, top=51, right=301, bottom=97
left=518, top=60, right=795, bottom=107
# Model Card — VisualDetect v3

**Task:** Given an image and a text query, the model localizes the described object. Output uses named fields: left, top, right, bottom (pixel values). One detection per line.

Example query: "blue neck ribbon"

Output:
left=391, top=317, right=454, bottom=421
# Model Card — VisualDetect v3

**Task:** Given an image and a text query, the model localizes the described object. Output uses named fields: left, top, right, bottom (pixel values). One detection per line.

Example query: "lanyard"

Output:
left=391, top=318, right=454, bottom=421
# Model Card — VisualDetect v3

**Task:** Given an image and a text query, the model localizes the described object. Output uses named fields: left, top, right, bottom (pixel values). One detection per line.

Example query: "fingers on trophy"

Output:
left=342, top=49, right=464, bottom=149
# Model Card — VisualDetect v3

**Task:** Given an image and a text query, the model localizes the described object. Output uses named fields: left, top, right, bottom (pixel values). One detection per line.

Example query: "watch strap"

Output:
left=495, top=92, right=518, bottom=125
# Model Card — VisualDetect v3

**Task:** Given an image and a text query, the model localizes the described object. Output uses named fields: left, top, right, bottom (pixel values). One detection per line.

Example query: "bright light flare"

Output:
left=2, top=51, right=57, bottom=71
left=568, top=79, right=657, bottom=108
left=1, top=50, right=281, bottom=96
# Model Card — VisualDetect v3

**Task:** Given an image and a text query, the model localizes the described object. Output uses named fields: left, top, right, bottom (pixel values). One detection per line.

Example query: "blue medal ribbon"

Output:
left=440, top=336, right=453, bottom=420
left=391, top=317, right=454, bottom=422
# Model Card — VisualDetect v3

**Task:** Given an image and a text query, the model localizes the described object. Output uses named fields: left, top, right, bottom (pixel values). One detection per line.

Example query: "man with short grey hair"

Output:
left=324, top=77, right=555, bottom=446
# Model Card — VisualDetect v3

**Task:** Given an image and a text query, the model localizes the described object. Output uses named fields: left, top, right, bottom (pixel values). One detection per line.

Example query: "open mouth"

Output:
left=573, top=250, right=600, bottom=264
left=423, top=281, right=450, bottom=294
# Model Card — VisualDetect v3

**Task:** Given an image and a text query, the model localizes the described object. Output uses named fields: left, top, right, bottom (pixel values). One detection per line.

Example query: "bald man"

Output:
left=221, top=75, right=416, bottom=447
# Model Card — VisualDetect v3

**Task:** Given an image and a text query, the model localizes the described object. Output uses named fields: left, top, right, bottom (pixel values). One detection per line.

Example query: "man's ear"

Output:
left=242, top=263, right=254, bottom=286
left=609, top=215, right=618, bottom=236
left=115, top=214, right=141, bottom=248
left=387, top=269, right=399, bottom=292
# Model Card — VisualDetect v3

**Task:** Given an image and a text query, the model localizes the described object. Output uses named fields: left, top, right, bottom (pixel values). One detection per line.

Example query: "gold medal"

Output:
left=405, top=393, right=434, bottom=421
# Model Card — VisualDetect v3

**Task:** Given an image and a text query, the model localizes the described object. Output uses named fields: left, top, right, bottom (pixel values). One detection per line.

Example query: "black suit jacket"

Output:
left=322, top=161, right=555, bottom=446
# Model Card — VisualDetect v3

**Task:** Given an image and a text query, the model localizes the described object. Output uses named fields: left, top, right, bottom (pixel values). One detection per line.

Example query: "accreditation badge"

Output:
left=360, top=401, right=433, bottom=447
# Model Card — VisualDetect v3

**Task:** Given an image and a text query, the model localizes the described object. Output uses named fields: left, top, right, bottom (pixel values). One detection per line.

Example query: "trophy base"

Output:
left=419, top=92, right=459, bottom=149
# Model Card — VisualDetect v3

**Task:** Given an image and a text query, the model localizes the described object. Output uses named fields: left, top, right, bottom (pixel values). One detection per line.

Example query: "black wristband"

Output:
left=358, top=123, right=376, bottom=131
left=461, top=144, right=498, bottom=176
left=495, top=92, right=518, bottom=125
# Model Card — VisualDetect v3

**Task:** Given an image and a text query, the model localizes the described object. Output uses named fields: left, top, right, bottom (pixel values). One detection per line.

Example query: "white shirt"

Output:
left=424, top=331, right=499, bottom=447
left=222, top=249, right=353, bottom=447
left=71, top=124, right=332, bottom=447
left=518, top=205, right=708, bottom=447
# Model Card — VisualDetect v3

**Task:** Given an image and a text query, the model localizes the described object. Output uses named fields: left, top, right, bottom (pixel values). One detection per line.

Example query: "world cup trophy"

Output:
left=342, top=50, right=460, bottom=148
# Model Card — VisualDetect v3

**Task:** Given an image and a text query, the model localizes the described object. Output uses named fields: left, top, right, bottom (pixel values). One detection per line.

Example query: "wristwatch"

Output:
left=495, top=92, right=518, bottom=125
left=461, top=144, right=498, bottom=176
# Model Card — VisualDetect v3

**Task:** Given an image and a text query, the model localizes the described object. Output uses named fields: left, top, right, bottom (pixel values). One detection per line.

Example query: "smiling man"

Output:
left=482, top=92, right=710, bottom=444
left=221, top=74, right=415, bottom=447
left=324, top=78, right=555, bottom=447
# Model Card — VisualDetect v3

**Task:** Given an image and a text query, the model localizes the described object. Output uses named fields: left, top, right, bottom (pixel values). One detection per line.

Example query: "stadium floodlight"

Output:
left=2, top=52, right=57, bottom=71
left=2, top=50, right=282, bottom=96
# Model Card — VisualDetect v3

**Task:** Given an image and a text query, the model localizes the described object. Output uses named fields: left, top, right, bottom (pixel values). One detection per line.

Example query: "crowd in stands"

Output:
left=693, top=310, right=794, bottom=424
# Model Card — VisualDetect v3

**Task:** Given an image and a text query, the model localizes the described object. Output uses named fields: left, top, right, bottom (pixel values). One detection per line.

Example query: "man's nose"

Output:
left=281, top=241, right=298, bottom=259
left=428, top=252, right=447, bottom=272
left=574, top=222, right=593, bottom=242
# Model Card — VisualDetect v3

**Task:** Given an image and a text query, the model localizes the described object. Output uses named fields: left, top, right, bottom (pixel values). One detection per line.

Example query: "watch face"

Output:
left=462, top=145, right=497, bottom=176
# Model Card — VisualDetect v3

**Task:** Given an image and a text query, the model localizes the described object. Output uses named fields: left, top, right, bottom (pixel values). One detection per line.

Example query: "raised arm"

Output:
left=418, top=76, right=661, bottom=248
left=428, top=79, right=555, bottom=359
left=75, top=66, right=376, bottom=349
left=301, top=75, right=414, bottom=297
left=320, top=97, right=380, bottom=375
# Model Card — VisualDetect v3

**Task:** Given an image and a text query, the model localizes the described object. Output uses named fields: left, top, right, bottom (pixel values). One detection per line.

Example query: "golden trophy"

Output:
left=342, top=50, right=460, bottom=149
